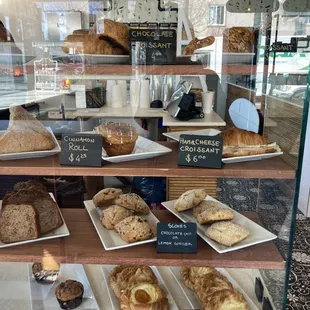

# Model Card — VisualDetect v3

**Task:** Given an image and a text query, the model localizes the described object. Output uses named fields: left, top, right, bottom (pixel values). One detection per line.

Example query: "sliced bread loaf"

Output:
left=13, top=180, right=46, bottom=192
left=3, top=190, right=63, bottom=235
left=0, top=204, right=39, bottom=243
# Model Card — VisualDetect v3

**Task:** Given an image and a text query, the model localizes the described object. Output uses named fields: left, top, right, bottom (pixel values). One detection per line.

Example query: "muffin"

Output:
left=32, top=250, right=60, bottom=285
left=95, top=122, right=138, bottom=156
left=55, top=280, right=84, bottom=310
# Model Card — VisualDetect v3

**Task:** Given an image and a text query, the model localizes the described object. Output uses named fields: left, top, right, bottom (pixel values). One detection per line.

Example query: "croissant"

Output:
left=62, top=34, right=127, bottom=55
left=72, top=29, right=90, bottom=35
left=218, top=128, right=279, bottom=158
left=183, top=36, right=215, bottom=55
left=90, top=19, right=130, bottom=53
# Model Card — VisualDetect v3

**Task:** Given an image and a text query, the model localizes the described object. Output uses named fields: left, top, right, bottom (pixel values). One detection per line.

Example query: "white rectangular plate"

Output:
left=166, top=266, right=259, bottom=310
left=84, top=200, right=158, bottom=250
left=162, top=129, right=283, bottom=164
left=101, top=265, right=178, bottom=310
left=28, top=264, right=99, bottom=310
left=102, top=136, right=172, bottom=163
left=161, top=195, right=277, bottom=254
left=163, top=128, right=221, bottom=142
left=0, top=193, right=70, bottom=248
left=222, top=151, right=283, bottom=164
left=222, top=52, right=255, bottom=64
left=0, top=127, right=60, bottom=161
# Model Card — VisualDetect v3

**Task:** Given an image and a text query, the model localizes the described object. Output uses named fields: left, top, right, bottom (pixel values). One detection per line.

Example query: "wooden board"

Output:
left=0, top=209, right=285, bottom=269
left=0, top=143, right=295, bottom=179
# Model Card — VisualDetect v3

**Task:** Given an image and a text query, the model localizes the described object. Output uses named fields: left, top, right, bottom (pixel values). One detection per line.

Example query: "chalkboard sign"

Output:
left=178, top=134, right=223, bottom=169
left=130, top=29, right=176, bottom=65
left=60, top=134, right=102, bottom=167
left=157, top=222, right=197, bottom=254
left=271, top=41, right=297, bottom=53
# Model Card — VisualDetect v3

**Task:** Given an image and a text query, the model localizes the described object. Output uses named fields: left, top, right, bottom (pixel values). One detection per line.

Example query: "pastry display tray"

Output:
left=0, top=127, right=61, bottom=161
left=83, top=54, right=130, bottom=65
left=0, top=193, right=69, bottom=249
left=84, top=200, right=159, bottom=250
left=101, top=265, right=178, bottom=310
left=222, top=52, right=255, bottom=64
left=161, top=195, right=277, bottom=254
left=163, top=129, right=283, bottom=164
left=102, top=136, right=172, bottom=163
left=28, top=263, right=99, bottom=310
left=165, top=266, right=259, bottom=310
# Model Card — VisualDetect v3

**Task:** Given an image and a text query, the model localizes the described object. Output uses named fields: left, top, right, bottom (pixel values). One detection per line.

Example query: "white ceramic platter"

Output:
left=102, top=136, right=172, bottom=163
left=163, top=128, right=221, bottom=142
left=0, top=127, right=61, bottom=161
left=84, top=200, right=158, bottom=250
left=161, top=195, right=277, bottom=254
left=28, top=264, right=99, bottom=310
left=101, top=265, right=178, bottom=310
left=0, top=193, right=69, bottom=248
left=167, top=266, right=259, bottom=310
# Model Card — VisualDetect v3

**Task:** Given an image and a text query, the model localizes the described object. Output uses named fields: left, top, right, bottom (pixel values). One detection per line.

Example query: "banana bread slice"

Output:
left=0, top=204, right=39, bottom=243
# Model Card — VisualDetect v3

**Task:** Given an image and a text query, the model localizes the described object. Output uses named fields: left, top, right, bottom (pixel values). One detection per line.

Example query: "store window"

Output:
left=208, top=5, right=225, bottom=26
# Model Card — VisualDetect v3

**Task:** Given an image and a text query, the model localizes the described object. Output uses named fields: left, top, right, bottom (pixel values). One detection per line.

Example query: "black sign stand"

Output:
left=157, top=222, right=197, bottom=254
left=60, top=134, right=103, bottom=167
left=178, top=134, right=223, bottom=169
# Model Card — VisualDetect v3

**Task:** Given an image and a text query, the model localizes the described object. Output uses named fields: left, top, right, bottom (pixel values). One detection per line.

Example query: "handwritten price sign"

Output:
left=60, top=134, right=102, bottom=167
left=178, top=134, right=223, bottom=169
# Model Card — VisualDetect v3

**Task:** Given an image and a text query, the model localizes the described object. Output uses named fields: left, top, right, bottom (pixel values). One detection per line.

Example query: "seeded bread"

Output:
left=114, top=193, right=150, bottom=215
left=13, top=180, right=46, bottom=192
left=93, top=188, right=123, bottom=208
left=114, top=215, right=153, bottom=243
left=0, top=106, right=55, bottom=154
left=3, top=189, right=63, bottom=235
left=0, top=204, right=39, bottom=243
left=100, top=205, right=132, bottom=230
left=205, top=221, right=250, bottom=246
left=175, top=189, right=207, bottom=212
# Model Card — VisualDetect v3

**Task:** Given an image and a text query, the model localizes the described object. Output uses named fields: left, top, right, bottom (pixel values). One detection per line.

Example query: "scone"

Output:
left=180, top=266, right=217, bottom=290
left=196, top=206, right=234, bottom=225
left=202, top=289, right=250, bottom=310
left=194, top=272, right=233, bottom=302
left=120, top=283, right=169, bottom=310
left=93, top=188, right=123, bottom=207
left=193, top=200, right=223, bottom=218
left=114, top=216, right=154, bottom=243
left=109, top=265, right=158, bottom=298
left=100, top=205, right=133, bottom=230
left=175, top=189, right=207, bottom=212
left=205, top=221, right=250, bottom=246
left=114, top=193, right=150, bottom=215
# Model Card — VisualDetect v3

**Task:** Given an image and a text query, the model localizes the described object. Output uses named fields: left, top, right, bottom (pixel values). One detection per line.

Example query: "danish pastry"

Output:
left=120, top=283, right=168, bottom=310
left=109, top=266, right=158, bottom=298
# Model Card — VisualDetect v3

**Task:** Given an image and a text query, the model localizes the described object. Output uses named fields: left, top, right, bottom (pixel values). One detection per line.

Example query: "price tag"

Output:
left=157, top=222, right=197, bottom=254
left=178, top=134, right=223, bottom=169
left=60, top=134, right=102, bottom=167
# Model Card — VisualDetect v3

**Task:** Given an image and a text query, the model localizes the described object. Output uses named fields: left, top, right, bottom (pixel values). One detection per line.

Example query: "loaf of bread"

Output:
left=218, top=128, right=279, bottom=158
left=0, top=106, right=56, bottom=154
left=3, top=181, right=63, bottom=235
left=0, top=204, right=39, bottom=243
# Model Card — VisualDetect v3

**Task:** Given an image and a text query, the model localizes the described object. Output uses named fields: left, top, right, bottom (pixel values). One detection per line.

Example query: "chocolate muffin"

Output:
left=55, top=280, right=84, bottom=309
left=95, top=122, right=138, bottom=156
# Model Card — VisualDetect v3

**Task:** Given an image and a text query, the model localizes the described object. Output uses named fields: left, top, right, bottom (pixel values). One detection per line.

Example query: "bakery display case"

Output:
left=0, top=0, right=309, bottom=309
